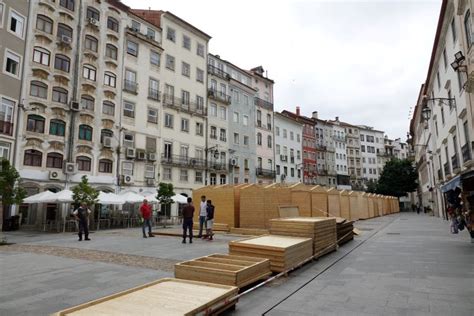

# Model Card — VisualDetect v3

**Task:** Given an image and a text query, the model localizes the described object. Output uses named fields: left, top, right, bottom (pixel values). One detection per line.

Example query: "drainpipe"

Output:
left=204, top=53, right=209, bottom=185
left=116, top=17, right=127, bottom=194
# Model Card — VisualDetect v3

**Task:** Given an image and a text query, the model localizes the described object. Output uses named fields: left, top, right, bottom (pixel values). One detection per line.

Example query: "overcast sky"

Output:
left=123, top=0, right=441, bottom=140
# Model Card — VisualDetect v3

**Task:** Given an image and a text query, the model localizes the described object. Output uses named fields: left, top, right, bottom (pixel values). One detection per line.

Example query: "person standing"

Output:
left=73, top=202, right=91, bottom=241
left=182, top=197, right=195, bottom=244
left=198, top=195, right=207, bottom=238
left=140, top=199, right=154, bottom=238
left=206, top=200, right=215, bottom=241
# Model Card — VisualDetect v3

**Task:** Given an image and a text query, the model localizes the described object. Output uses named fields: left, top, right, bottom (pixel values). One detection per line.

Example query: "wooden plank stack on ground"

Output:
left=339, top=190, right=351, bottom=220
left=327, top=188, right=341, bottom=217
left=229, top=227, right=269, bottom=236
left=229, top=235, right=313, bottom=272
left=269, top=217, right=337, bottom=258
left=336, top=217, right=354, bottom=246
left=175, top=254, right=271, bottom=288
left=310, top=185, right=329, bottom=217
left=54, top=278, right=238, bottom=316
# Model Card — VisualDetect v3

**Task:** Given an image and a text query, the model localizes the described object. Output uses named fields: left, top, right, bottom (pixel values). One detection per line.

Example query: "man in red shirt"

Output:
left=140, top=199, right=154, bottom=238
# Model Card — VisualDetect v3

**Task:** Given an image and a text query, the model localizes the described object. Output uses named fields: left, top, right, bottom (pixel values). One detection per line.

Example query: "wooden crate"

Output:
left=229, top=235, right=313, bottom=272
left=53, top=278, right=238, bottom=316
left=327, top=188, right=341, bottom=217
left=339, top=190, right=350, bottom=220
left=310, top=185, right=328, bottom=217
left=269, top=217, right=337, bottom=258
left=229, top=227, right=269, bottom=236
left=175, top=254, right=271, bottom=288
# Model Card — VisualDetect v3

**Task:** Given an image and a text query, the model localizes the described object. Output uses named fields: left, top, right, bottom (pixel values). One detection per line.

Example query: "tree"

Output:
left=156, top=182, right=175, bottom=216
left=72, top=175, right=99, bottom=207
left=376, top=158, right=418, bottom=197
left=365, top=179, right=378, bottom=194
left=0, top=159, right=26, bottom=226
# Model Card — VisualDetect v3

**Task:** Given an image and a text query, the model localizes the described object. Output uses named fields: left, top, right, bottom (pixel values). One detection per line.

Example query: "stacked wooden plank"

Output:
left=175, top=254, right=271, bottom=288
left=229, top=227, right=269, bottom=236
left=229, top=235, right=313, bottom=272
left=54, top=278, right=238, bottom=316
left=269, top=217, right=337, bottom=258
left=336, top=217, right=354, bottom=246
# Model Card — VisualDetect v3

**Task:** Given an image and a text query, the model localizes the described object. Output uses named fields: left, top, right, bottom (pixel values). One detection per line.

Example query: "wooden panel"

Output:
left=357, top=193, right=370, bottom=219
left=54, top=278, right=238, bottom=316
left=278, top=205, right=300, bottom=218
left=310, top=186, right=328, bottom=217
left=240, top=184, right=266, bottom=229
left=229, top=227, right=269, bottom=236
left=291, top=191, right=312, bottom=217
left=340, top=190, right=350, bottom=220
left=349, top=192, right=359, bottom=221
left=327, top=188, right=341, bottom=217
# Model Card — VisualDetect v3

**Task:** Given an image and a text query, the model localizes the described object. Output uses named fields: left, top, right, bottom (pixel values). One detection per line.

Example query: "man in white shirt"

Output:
left=198, top=195, right=207, bottom=238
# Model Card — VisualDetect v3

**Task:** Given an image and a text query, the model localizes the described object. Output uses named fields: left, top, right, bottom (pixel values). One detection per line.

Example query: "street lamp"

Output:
left=450, top=51, right=467, bottom=72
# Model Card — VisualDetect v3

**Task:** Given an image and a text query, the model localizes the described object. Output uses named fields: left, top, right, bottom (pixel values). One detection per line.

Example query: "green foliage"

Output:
left=376, top=158, right=418, bottom=197
left=0, top=159, right=26, bottom=207
left=156, top=182, right=175, bottom=206
left=72, top=175, right=99, bottom=207
left=365, top=179, right=378, bottom=194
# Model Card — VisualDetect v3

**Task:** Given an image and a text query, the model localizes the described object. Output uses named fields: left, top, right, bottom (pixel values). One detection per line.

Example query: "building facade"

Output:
left=358, top=125, right=385, bottom=187
left=274, top=112, right=303, bottom=183
left=342, top=122, right=363, bottom=190
left=328, top=118, right=350, bottom=189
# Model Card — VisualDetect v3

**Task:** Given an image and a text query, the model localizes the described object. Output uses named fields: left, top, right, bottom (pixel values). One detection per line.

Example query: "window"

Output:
left=60, top=0, right=75, bottom=11
left=78, top=125, right=93, bottom=141
left=163, top=167, right=172, bottom=180
left=243, top=115, right=248, bottom=126
left=0, top=141, right=10, bottom=159
left=210, top=103, right=217, bottom=116
left=195, top=171, right=203, bottom=183
left=183, top=35, right=191, bottom=49
left=83, top=64, right=96, bottom=81
left=32, top=47, right=50, bottom=66
left=180, top=169, right=188, bottom=182
left=131, top=20, right=140, bottom=31
left=182, top=62, right=190, bottom=77
left=267, top=135, right=272, bottom=148
left=120, top=161, right=133, bottom=177
left=234, top=133, right=239, bottom=144
left=181, top=90, right=190, bottom=105
left=219, top=106, right=227, bottom=120
left=85, top=35, right=98, bottom=52
left=36, top=15, right=52, bottom=34
left=102, top=101, right=114, bottom=116
left=257, top=133, right=262, bottom=145
left=104, top=72, right=116, bottom=88
left=123, top=133, right=135, bottom=148
left=220, top=128, right=226, bottom=141
left=99, top=159, right=113, bottom=173
left=164, top=113, right=173, bottom=128
left=52, top=87, right=68, bottom=104
left=46, top=153, right=63, bottom=169
left=77, top=156, right=91, bottom=171
left=233, top=112, right=239, bottom=123
left=54, top=54, right=70, bottom=72
left=166, top=54, right=175, bottom=70
left=123, top=101, right=135, bottom=118
left=101, top=129, right=113, bottom=144
left=297, top=134, right=301, bottom=142
left=127, top=40, right=138, bottom=56
left=210, top=126, right=217, bottom=139
left=244, top=135, right=249, bottom=146
left=196, top=95, right=204, bottom=111
left=150, top=51, right=160, bottom=66
left=80, top=95, right=94, bottom=111
left=147, top=28, right=155, bottom=40
left=24, top=150, right=42, bottom=166
left=290, top=131, right=294, bottom=140
left=30, top=81, right=47, bottom=99
left=4, top=50, right=20, bottom=77
left=283, top=129, right=287, bottom=138
left=0, top=3, right=3, bottom=28
left=181, top=118, right=189, bottom=132
left=9, top=10, right=25, bottom=38
left=105, top=44, right=117, bottom=60
left=196, top=122, right=203, bottom=136
left=86, top=7, right=99, bottom=21
left=27, top=115, right=45, bottom=133
left=436, top=71, right=441, bottom=89
left=197, top=43, right=204, bottom=57
left=147, top=107, right=158, bottom=124
left=144, top=164, right=154, bottom=179
left=465, top=10, right=472, bottom=47
left=244, top=159, right=249, bottom=170
left=451, top=18, right=456, bottom=43
left=361, top=145, right=365, bottom=152
left=146, top=137, right=156, bottom=152
left=196, top=68, right=204, bottom=82
left=166, top=27, right=176, bottom=42
left=457, top=69, right=464, bottom=91
left=441, top=106, right=445, bottom=125
left=0, top=97, right=14, bottom=132
left=107, top=17, right=119, bottom=32
left=442, top=49, right=447, bottom=69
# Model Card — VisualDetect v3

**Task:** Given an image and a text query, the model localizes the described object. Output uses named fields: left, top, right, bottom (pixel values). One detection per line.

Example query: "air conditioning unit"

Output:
left=126, top=148, right=136, bottom=158
left=148, top=153, right=157, bottom=161
left=70, top=101, right=80, bottom=111
left=280, top=155, right=287, bottom=161
left=60, top=35, right=72, bottom=45
left=49, top=171, right=60, bottom=180
left=103, top=136, right=112, bottom=148
left=64, top=162, right=76, bottom=174
left=229, top=158, right=237, bottom=166
left=136, top=150, right=146, bottom=160
left=189, top=158, right=197, bottom=166
left=123, top=175, right=133, bottom=184
left=146, top=179, right=154, bottom=186
left=88, top=17, right=98, bottom=26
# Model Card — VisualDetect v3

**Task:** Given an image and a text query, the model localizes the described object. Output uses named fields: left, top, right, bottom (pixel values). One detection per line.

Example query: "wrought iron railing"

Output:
left=123, top=80, right=138, bottom=93
left=160, top=154, right=206, bottom=169
left=162, top=94, right=206, bottom=116
left=256, top=168, right=276, bottom=178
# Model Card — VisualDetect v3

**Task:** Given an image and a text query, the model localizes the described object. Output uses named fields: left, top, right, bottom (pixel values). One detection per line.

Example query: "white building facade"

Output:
left=274, top=112, right=303, bottom=183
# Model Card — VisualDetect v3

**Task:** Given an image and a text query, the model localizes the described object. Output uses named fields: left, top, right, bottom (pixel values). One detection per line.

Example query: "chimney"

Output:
left=335, top=116, right=339, bottom=122
left=312, top=111, right=318, bottom=119
left=296, top=106, right=300, bottom=116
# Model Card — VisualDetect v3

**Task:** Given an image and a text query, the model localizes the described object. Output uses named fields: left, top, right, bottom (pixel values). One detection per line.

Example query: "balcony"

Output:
left=451, top=154, right=460, bottom=172
left=0, top=121, right=13, bottom=136
left=162, top=94, right=207, bottom=117
left=444, top=162, right=451, bottom=177
left=208, top=89, right=231, bottom=104
left=209, top=162, right=228, bottom=172
left=332, top=135, right=345, bottom=142
left=123, top=80, right=138, bottom=94
left=161, top=154, right=206, bottom=170
left=148, top=88, right=161, bottom=101
left=254, top=97, right=273, bottom=110
left=207, top=64, right=230, bottom=80
left=256, top=168, right=276, bottom=178
left=462, top=142, right=472, bottom=164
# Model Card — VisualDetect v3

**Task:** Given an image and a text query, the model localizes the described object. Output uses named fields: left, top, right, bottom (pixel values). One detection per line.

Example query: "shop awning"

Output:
left=441, top=175, right=461, bottom=193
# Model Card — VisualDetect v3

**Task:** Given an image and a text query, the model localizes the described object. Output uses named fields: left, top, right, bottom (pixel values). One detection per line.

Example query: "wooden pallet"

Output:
left=53, top=278, right=238, bottom=316
left=175, top=254, right=271, bottom=288
left=229, top=227, right=269, bottom=236
left=229, top=235, right=313, bottom=272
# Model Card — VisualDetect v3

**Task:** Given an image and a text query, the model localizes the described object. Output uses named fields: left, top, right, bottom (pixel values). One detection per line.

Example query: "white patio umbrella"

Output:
left=143, top=193, right=159, bottom=203
left=52, top=189, right=74, bottom=203
left=172, top=194, right=188, bottom=204
left=119, top=191, right=145, bottom=203
left=22, top=191, right=57, bottom=204
left=98, top=192, right=125, bottom=205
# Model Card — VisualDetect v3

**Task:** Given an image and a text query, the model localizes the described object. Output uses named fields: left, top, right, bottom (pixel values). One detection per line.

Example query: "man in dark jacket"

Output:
left=140, top=199, right=154, bottom=238
left=182, top=197, right=194, bottom=244
left=206, top=200, right=215, bottom=241
left=73, top=202, right=91, bottom=241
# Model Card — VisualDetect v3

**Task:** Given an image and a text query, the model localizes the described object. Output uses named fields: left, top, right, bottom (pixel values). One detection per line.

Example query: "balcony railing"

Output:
left=0, top=120, right=13, bottom=136
left=462, top=143, right=472, bottom=164
left=207, top=64, right=230, bottom=80
left=332, top=135, right=345, bottom=142
left=148, top=88, right=161, bottom=101
left=161, top=154, right=206, bottom=169
left=254, top=97, right=273, bottom=110
left=209, top=162, right=228, bottom=172
left=208, top=89, right=231, bottom=104
left=444, top=162, right=451, bottom=176
left=256, top=168, right=276, bottom=178
left=162, top=93, right=207, bottom=116
left=123, top=80, right=138, bottom=93
left=451, top=154, right=460, bottom=171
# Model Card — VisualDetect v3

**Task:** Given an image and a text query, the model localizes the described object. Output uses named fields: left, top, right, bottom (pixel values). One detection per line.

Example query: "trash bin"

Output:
left=11, top=215, right=20, bottom=230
